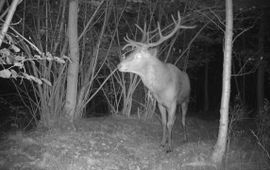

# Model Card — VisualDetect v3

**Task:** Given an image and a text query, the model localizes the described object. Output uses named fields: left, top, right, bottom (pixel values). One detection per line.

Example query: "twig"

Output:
left=0, top=0, right=21, bottom=46
left=9, top=26, right=42, bottom=55
left=250, top=130, right=270, bottom=160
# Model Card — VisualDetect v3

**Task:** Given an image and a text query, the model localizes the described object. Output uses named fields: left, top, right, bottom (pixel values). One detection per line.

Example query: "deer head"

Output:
left=118, top=11, right=195, bottom=75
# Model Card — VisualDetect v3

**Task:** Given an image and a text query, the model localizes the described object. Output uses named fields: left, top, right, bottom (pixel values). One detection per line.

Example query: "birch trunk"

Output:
left=211, top=0, right=233, bottom=164
left=65, top=0, right=79, bottom=121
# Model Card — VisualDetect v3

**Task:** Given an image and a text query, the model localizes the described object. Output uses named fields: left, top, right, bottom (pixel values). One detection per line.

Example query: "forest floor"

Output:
left=0, top=114, right=268, bottom=170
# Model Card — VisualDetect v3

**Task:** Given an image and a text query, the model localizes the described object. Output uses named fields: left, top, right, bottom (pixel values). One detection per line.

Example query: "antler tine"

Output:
left=122, top=35, right=146, bottom=50
left=177, top=11, right=196, bottom=29
left=173, top=12, right=195, bottom=29
left=143, top=12, right=182, bottom=48
left=144, top=11, right=196, bottom=48
left=135, top=23, right=146, bottom=35
left=122, top=23, right=149, bottom=51
left=137, top=23, right=148, bottom=43
left=171, top=11, right=179, bottom=25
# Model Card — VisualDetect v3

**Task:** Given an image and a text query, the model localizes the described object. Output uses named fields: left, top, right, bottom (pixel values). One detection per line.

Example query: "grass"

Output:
left=0, top=114, right=268, bottom=170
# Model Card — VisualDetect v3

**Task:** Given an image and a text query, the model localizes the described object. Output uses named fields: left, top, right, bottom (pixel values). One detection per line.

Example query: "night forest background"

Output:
left=0, top=0, right=270, bottom=169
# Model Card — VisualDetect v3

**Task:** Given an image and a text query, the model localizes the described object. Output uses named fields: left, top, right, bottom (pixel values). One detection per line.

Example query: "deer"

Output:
left=117, top=12, right=195, bottom=152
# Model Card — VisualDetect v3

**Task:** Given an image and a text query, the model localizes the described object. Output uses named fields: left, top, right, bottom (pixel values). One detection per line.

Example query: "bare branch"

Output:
left=0, top=0, right=21, bottom=47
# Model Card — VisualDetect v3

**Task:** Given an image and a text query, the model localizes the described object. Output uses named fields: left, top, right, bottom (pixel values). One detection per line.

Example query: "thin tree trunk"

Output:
left=204, top=62, right=209, bottom=111
left=241, top=36, right=246, bottom=104
left=242, top=71, right=246, bottom=104
left=65, top=0, right=79, bottom=121
left=257, top=63, right=265, bottom=114
left=257, top=10, right=265, bottom=114
left=211, top=0, right=233, bottom=164
left=0, top=0, right=20, bottom=46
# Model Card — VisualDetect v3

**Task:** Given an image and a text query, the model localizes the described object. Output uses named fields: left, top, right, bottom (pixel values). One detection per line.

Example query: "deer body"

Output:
left=118, top=48, right=190, bottom=152
left=118, top=12, right=194, bottom=152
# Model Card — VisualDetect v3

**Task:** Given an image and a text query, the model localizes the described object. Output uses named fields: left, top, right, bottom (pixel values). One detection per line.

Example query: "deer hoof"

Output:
left=166, top=148, right=172, bottom=153
left=160, top=144, right=166, bottom=148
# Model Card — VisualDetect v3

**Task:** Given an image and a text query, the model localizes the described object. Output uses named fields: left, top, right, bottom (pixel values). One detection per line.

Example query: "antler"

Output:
left=122, top=11, right=196, bottom=51
left=122, top=23, right=147, bottom=50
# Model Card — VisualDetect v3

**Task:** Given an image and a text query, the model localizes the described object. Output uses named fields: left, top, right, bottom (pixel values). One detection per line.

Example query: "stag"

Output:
left=118, top=12, right=195, bottom=152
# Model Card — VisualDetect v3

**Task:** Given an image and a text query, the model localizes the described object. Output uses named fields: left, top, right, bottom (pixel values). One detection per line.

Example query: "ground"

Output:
left=0, top=115, right=268, bottom=170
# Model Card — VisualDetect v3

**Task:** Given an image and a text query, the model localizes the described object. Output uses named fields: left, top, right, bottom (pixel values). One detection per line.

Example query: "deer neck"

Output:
left=140, top=57, right=168, bottom=93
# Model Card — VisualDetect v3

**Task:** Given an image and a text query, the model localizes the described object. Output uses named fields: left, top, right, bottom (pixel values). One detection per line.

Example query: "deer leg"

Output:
left=167, top=103, right=176, bottom=152
left=158, top=103, right=167, bottom=147
left=181, top=102, right=188, bottom=142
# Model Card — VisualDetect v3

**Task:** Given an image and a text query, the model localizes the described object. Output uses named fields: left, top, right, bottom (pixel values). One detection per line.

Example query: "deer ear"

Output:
left=149, top=48, right=158, bottom=57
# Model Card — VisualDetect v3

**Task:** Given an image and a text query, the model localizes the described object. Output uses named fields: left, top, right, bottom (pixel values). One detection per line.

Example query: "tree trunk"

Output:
left=65, top=0, right=79, bottom=121
left=256, top=10, right=265, bottom=115
left=204, top=62, right=209, bottom=111
left=211, top=0, right=233, bottom=164
left=0, top=0, right=20, bottom=46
